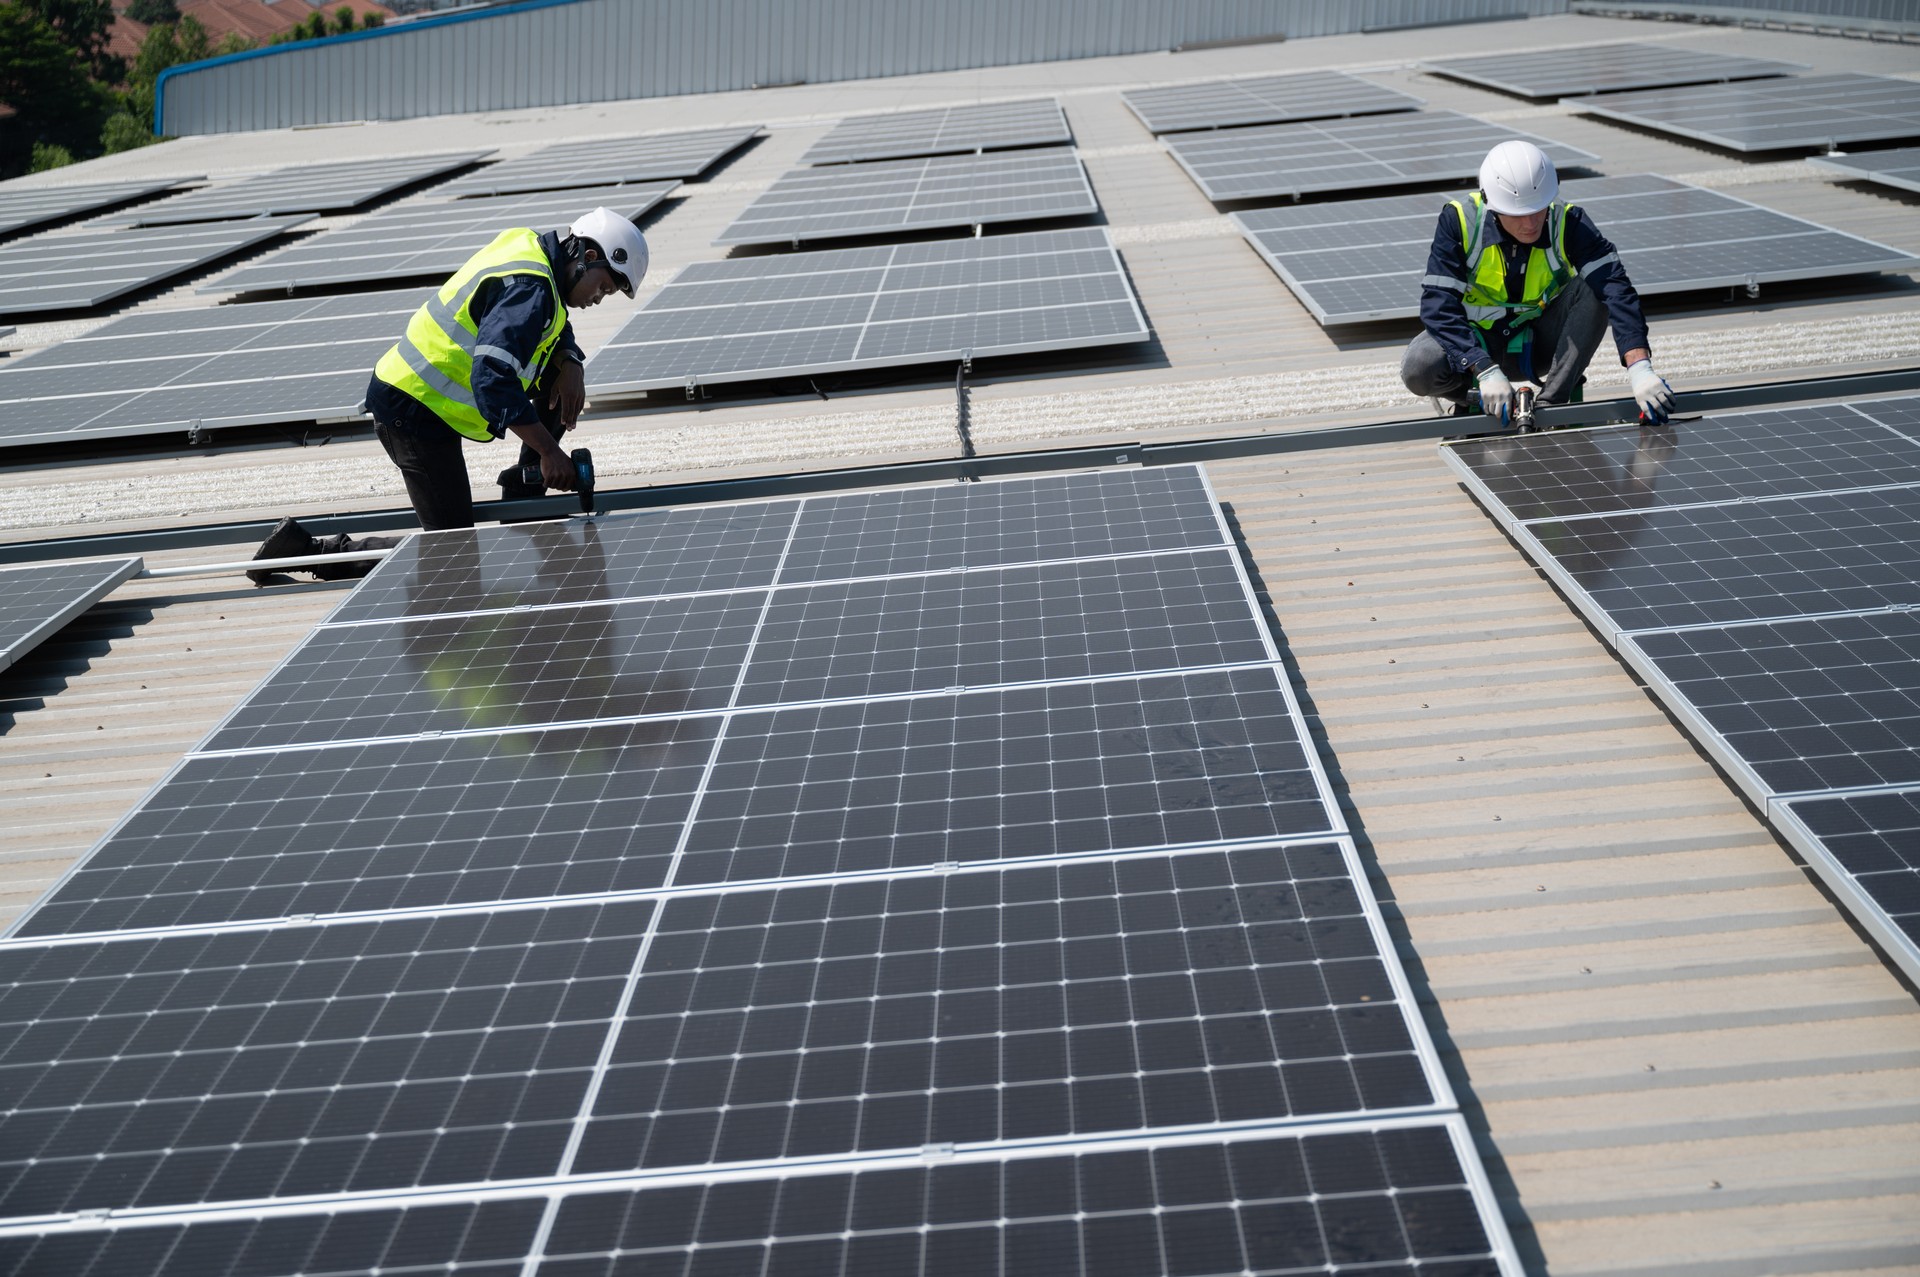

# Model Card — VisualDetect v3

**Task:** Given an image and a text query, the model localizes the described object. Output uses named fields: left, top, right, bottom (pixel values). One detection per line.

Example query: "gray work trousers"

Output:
left=1401, top=281, right=1608, bottom=407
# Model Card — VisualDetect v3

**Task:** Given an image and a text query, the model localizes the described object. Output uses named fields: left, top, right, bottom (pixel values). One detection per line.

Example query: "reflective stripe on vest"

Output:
left=372, top=229, right=565, bottom=442
left=1447, top=193, right=1577, bottom=335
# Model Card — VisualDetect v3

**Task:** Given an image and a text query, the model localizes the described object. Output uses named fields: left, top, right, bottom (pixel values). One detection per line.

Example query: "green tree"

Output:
left=124, top=0, right=179, bottom=24
left=0, top=0, right=112, bottom=176
left=16, top=0, right=120, bottom=82
left=328, top=4, right=353, bottom=34
left=30, top=140, right=74, bottom=170
left=99, top=15, right=247, bottom=153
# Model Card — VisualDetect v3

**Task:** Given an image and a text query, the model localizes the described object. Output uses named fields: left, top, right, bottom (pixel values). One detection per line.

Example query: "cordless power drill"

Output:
left=499, top=447, right=595, bottom=513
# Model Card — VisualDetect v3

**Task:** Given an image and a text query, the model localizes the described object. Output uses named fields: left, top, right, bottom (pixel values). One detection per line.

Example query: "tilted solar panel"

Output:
left=439, top=127, right=760, bottom=197
left=1809, top=145, right=1920, bottom=196
left=1121, top=70, right=1420, bottom=134
left=1568, top=73, right=1920, bottom=153
left=588, top=227, right=1149, bottom=391
left=716, top=146, right=1096, bottom=246
left=800, top=99, right=1071, bottom=165
left=0, top=287, right=425, bottom=448
left=0, top=557, right=141, bottom=672
left=0, top=216, right=313, bottom=317
left=0, top=177, right=196, bottom=238
left=1421, top=41, right=1799, bottom=99
left=107, top=152, right=492, bottom=226
left=1440, top=395, right=1920, bottom=987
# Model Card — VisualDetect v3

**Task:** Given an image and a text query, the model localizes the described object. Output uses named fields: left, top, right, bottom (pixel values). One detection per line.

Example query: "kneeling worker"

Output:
left=249, top=206, right=648, bottom=582
left=1401, top=140, right=1676, bottom=428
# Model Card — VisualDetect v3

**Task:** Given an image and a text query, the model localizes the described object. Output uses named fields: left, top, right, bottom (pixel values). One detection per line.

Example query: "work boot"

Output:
left=248, top=517, right=317, bottom=585
left=308, top=533, right=397, bottom=582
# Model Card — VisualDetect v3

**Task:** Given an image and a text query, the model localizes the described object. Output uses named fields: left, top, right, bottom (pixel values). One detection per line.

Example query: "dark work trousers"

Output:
left=1400, top=280, right=1608, bottom=408
left=314, top=375, right=567, bottom=580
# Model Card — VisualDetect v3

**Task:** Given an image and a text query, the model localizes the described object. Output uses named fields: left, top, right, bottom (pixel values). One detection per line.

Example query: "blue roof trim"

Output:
left=152, top=0, right=586, bottom=134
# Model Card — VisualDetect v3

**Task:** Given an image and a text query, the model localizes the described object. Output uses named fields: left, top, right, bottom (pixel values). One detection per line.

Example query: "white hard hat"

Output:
left=1479, top=140, right=1558, bottom=216
left=569, top=206, right=649, bottom=297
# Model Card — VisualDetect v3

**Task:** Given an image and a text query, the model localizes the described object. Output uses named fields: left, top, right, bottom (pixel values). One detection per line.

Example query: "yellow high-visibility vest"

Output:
left=373, top=227, right=567, bottom=441
left=1447, top=192, right=1577, bottom=348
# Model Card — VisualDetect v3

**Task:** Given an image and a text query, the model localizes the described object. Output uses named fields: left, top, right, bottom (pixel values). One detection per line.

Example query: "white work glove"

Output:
left=1475, top=365, right=1514, bottom=425
left=1628, top=358, right=1675, bottom=425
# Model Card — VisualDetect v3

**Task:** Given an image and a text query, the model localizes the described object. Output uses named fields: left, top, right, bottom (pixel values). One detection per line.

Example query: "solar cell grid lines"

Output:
left=1780, top=788, right=1920, bottom=943
left=1121, top=70, right=1421, bottom=135
left=1445, top=401, right=1920, bottom=521
left=202, top=186, right=672, bottom=295
left=715, top=146, right=1096, bottom=247
left=588, top=227, right=1149, bottom=392
left=0, top=558, right=141, bottom=672
left=0, top=1121, right=1508, bottom=1277
left=1235, top=174, right=1920, bottom=326
left=579, top=847, right=1436, bottom=1174
left=1569, top=73, right=1920, bottom=153
left=1420, top=41, right=1800, bottom=99
left=438, top=127, right=761, bottom=197
left=1810, top=146, right=1920, bottom=196
left=0, top=216, right=312, bottom=318
left=0, top=177, right=195, bottom=238
left=0, top=900, right=657, bottom=1218
left=799, top=98, right=1070, bottom=165
left=106, top=152, right=493, bottom=226
left=17, top=720, right=722, bottom=936
left=0, top=287, right=426, bottom=449
left=1165, top=110, right=1596, bottom=203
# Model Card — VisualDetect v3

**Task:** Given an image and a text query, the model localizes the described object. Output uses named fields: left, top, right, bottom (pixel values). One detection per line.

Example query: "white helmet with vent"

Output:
left=1478, top=140, right=1558, bottom=215
left=568, top=207, right=649, bottom=297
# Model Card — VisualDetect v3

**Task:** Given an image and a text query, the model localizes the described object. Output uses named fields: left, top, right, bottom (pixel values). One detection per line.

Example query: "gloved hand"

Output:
left=1475, top=365, right=1514, bottom=425
left=1628, top=358, right=1675, bottom=425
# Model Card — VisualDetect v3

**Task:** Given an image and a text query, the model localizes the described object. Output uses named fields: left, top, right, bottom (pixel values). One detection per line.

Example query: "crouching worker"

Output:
left=1400, top=140, right=1676, bottom=428
left=248, top=206, right=648, bottom=583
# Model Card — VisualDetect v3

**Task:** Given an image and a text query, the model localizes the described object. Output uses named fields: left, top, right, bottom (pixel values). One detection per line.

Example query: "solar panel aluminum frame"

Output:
left=1416, top=44, right=1803, bottom=100
left=1563, top=75, right=1920, bottom=153
left=108, top=152, right=496, bottom=227
left=1769, top=790, right=1920, bottom=987
left=0, top=1114, right=1524, bottom=1277
left=440, top=127, right=763, bottom=198
left=1235, top=176, right=1920, bottom=327
left=1119, top=71, right=1424, bottom=136
left=0, top=557, right=141, bottom=672
left=589, top=228, right=1152, bottom=394
left=1807, top=149, right=1920, bottom=196
left=799, top=99, right=1072, bottom=166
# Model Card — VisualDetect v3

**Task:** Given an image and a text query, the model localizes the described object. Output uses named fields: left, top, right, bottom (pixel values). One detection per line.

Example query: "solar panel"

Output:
left=1166, top=110, right=1596, bottom=203
left=0, top=216, right=312, bottom=317
left=715, top=146, right=1095, bottom=247
left=439, top=127, right=760, bottom=197
left=0, top=464, right=1519, bottom=1274
left=1440, top=397, right=1920, bottom=988
left=587, top=227, right=1149, bottom=392
left=0, top=557, right=141, bottom=672
left=0, top=288, right=425, bottom=448
left=1234, top=173, right=1920, bottom=326
left=1420, top=41, right=1800, bottom=99
left=800, top=99, right=1070, bottom=165
left=106, top=152, right=492, bottom=227
left=1121, top=70, right=1421, bottom=135
left=1809, top=145, right=1920, bottom=196
left=1568, top=73, right=1920, bottom=153
left=0, top=177, right=195, bottom=238
left=0, top=1120, right=1514, bottom=1277
left=201, top=186, right=672, bottom=295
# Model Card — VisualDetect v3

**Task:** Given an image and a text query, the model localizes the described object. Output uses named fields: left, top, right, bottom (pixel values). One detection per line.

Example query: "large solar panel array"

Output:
left=106, top=151, right=492, bottom=227
left=0, top=216, right=312, bottom=317
left=0, top=177, right=194, bottom=238
left=800, top=98, right=1070, bottom=165
left=1166, top=110, right=1596, bottom=203
left=202, top=185, right=673, bottom=295
left=588, top=227, right=1150, bottom=392
left=0, top=557, right=141, bottom=672
left=1809, top=145, right=1920, bottom=196
left=1121, top=70, right=1420, bottom=135
left=0, top=288, right=425, bottom=449
left=1234, top=173, right=1920, bottom=326
left=716, top=146, right=1095, bottom=246
left=439, top=126, right=761, bottom=197
left=1569, top=73, right=1920, bottom=153
left=1442, top=396, right=1920, bottom=986
left=0, top=467, right=1520, bottom=1274
left=1419, top=41, right=1800, bottom=99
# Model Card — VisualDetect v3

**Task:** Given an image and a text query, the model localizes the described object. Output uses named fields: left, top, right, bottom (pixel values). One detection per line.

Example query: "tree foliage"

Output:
left=124, top=0, right=178, bottom=25
left=0, top=0, right=112, bottom=177
left=101, top=15, right=251, bottom=152
left=271, top=6, right=382, bottom=43
left=15, top=0, right=120, bottom=81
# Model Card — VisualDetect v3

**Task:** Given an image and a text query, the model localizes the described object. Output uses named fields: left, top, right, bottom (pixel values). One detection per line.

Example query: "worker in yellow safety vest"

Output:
left=248, top=206, right=648, bottom=583
left=1400, top=141, right=1675, bottom=428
